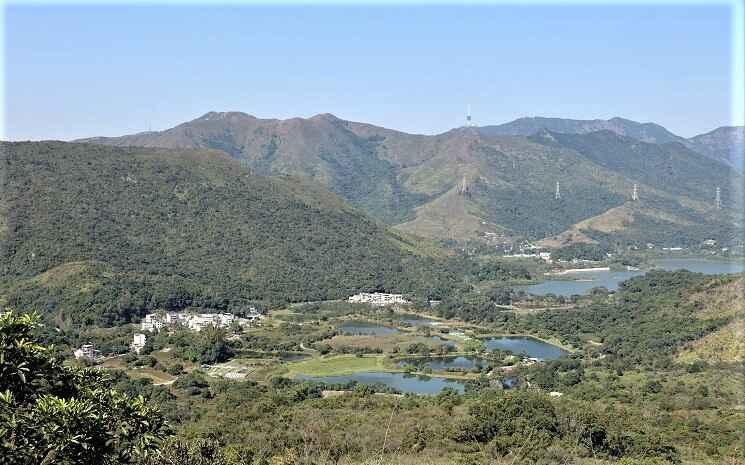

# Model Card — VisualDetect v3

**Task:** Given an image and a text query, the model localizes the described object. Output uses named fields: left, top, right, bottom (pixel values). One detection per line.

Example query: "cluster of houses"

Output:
left=140, top=309, right=263, bottom=333
left=348, top=292, right=409, bottom=307
left=498, top=241, right=553, bottom=262
left=74, top=309, right=264, bottom=361
left=502, top=251, right=552, bottom=262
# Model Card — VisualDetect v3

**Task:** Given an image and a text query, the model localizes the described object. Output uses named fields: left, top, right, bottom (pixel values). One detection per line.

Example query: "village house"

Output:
left=131, top=333, right=147, bottom=354
left=73, top=344, right=101, bottom=361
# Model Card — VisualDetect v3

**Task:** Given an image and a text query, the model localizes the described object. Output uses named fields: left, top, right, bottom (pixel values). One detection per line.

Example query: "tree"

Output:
left=0, top=311, right=169, bottom=464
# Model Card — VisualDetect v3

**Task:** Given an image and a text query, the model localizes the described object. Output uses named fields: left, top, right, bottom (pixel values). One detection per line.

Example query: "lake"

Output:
left=338, top=320, right=399, bottom=336
left=515, top=258, right=745, bottom=296
left=650, top=258, right=745, bottom=274
left=483, top=336, right=566, bottom=360
left=514, top=269, right=642, bottom=296
left=298, top=371, right=465, bottom=394
left=397, top=355, right=487, bottom=371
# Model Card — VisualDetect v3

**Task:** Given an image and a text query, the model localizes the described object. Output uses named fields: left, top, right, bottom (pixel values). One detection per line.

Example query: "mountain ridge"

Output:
left=75, top=112, right=743, bottom=246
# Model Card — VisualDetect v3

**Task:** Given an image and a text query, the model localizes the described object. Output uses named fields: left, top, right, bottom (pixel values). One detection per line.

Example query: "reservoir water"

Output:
left=483, top=336, right=566, bottom=360
left=298, top=371, right=466, bottom=394
left=650, top=258, right=745, bottom=274
left=515, top=258, right=745, bottom=297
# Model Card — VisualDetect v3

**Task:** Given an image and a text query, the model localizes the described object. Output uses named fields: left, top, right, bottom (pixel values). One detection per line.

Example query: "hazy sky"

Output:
left=3, top=2, right=740, bottom=140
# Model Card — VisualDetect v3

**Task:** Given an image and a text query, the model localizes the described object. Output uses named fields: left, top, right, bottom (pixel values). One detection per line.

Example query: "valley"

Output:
left=5, top=4, right=744, bottom=464
left=2, top=123, right=744, bottom=465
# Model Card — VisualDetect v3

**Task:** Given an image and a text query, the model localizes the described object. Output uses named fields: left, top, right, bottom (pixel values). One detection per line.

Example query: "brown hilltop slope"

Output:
left=79, top=112, right=743, bottom=246
left=678, top=277, right=745, bottom=364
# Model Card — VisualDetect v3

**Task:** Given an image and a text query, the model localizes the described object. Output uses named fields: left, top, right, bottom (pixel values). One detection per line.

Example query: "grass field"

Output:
left=127, top=367, right=176, bottom=385
left=284, top=354, right=395, bottom=377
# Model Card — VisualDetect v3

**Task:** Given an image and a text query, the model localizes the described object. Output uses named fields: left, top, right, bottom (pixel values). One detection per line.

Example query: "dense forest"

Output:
left=0, top=141, right=470, bottom=326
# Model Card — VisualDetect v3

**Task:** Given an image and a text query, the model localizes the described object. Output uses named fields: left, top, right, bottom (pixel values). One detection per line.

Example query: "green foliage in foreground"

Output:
left=0, top=311, right=169, bottom=464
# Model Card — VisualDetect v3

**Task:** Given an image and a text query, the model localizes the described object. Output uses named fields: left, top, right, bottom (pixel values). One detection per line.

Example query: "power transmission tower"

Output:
left=458, top=174, right=470, bottom=196
left=716, top=186, right=721, bottom=210
left=555, top=181, right=561, bottom=200
left=632, top=183, right=638, bottom=201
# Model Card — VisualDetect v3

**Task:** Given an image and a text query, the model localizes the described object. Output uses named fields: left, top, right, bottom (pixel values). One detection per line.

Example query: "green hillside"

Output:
left=0, top=141, right=458, bottom=326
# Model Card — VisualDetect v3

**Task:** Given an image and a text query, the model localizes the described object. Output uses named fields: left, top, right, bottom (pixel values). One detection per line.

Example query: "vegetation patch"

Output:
left=284, top=354, right=391, bottom=377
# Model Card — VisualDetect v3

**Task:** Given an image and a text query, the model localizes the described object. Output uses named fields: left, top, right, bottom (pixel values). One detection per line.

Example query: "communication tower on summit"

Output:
left=465, top=105, right=475, bottom=127
left=716, top=186, right=722, bottom=210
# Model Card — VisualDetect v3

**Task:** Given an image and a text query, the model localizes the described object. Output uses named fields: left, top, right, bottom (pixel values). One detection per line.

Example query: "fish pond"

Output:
left=483, top=336, right=566, bottom=360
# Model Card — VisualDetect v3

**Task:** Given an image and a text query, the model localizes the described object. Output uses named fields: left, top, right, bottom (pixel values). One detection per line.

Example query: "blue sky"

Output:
left=2, top=2, right=741, bottom=140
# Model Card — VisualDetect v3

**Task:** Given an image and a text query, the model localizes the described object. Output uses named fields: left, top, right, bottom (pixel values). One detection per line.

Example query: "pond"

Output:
left=397, top=355, right=488, bottom=371
left=483, top=336, right=566, bottom=360
left=337, top=320, right=399, bottom=336
left=514, top=258, right=745, bottom=296
left=297, top=371, right=466, bottom=394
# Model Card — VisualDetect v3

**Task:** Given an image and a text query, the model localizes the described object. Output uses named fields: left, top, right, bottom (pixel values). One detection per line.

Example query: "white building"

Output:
left=131, top=333, right=147, bottom=354
left=348, top=292, right=409, bottom=307
left=245, top=309, right=264, bottom=322
left=73, top=344, right=101, bottom=361
left=141, top=314, right=165, bottom=332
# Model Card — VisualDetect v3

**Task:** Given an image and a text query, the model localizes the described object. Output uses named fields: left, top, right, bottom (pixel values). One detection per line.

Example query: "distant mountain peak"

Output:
left=310, top=112, right=341, bottom=121
left=197, top=111, right=255, bottom=121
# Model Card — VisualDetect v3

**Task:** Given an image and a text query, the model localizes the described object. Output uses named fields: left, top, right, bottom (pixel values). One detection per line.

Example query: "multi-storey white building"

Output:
left=131, top=333, right=147, bottom=354
left=348, top=292, right=409, bottom=307
left=141, top=314, right=165, bottom=332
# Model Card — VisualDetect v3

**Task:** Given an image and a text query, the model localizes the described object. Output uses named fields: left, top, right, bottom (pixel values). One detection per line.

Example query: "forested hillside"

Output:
left=81, top=112, right=742, bottom=245
left=0, top=141, right=461, bottom=326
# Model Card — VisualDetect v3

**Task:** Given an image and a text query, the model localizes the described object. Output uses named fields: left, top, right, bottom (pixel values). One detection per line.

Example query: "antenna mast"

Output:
left=466, top=105, right=474, bottom=127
